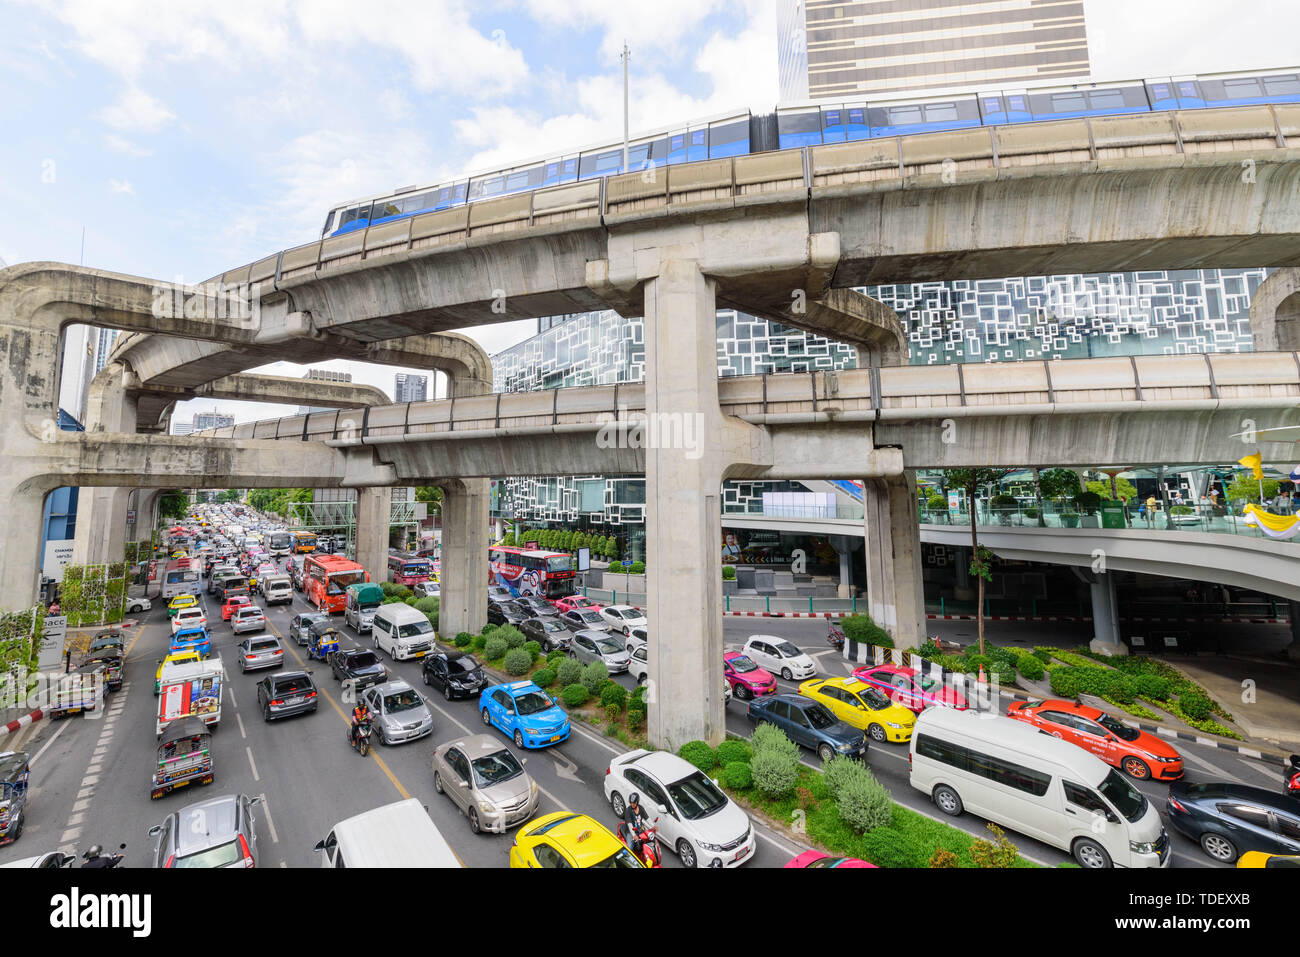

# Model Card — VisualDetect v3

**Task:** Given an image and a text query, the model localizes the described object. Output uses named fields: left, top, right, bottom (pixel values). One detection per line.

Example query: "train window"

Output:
left=1050, top=92, right=1086, bottom=112
left=709, top=119, right=749, bottom=156
left=452, top=183, right=468, bottom=202
left=924, top=102, right=959, bottom=122
left=777, top=110, right=822, bottom=148
left=596, top=151, right=622, bottom=171
left=1088, top=89, right=1126, bottom=109
left=322, top=211, right=336, bottom=234
left=403, top=192, right=433, bottom=213
left=339, top=207, right=359, bottom=227
left=505, top=169, right=533, bottom=191
left=1221, top=77, right=1261, bottom=98
left=372, top=200, right=401, bottom=219
left=1264, top=75, right=1300, bottom=95
left=888, top=105, right=923, bottom=125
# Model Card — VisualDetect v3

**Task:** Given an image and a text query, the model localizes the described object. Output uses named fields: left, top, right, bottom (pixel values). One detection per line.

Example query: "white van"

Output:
left=909, top=707, right=1170, bottom=869
left=261, top=574, right=293, bottom=605
left=314, top=798, right=461, bottom=868
left=372, top=603, right=436, bottom=661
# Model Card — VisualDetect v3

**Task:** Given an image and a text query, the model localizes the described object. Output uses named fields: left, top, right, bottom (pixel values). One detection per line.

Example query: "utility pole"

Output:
left=620, top=41, right=630, bottom=172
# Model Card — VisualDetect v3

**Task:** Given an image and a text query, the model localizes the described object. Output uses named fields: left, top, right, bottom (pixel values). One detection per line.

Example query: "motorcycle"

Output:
left=1285, top=755, right=1300, bottom=797
left=616, top=822, right=661, bottom=868
left=80, top=842, right=126, bottom=868
left=827, top=622, right=845, bottom=652
left=349, top=719, right=373, bottom=757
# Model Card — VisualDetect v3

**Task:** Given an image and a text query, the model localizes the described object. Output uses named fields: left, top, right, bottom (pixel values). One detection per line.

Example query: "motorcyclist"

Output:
left=623, top=793, right=651, bottom=861
left=350, top=702, right=371, bottom=747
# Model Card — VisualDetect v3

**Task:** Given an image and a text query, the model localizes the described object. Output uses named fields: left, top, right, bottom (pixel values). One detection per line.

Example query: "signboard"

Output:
left=126, top=509, right=136, bottom=523
left=1129, top=635, right=1145, bottom=647
left=577, top=547, right=590, bottom=572
left=160, top=673, right=222, bottom=723
left=42, top=540, right=76, bottom=583
left=947, top=491, right=961, bottom=511
left=621, top=560, right=633, bottom=568
left=38, top=616, right=67, bottom=671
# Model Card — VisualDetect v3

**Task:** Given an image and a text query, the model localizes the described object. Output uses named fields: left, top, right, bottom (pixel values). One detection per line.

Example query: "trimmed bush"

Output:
left=750, top=747, right=798, bottom=799
left=626, top=705, right=645, bottom=731
left=1135, top=674, right=1171, bottom=700
left=1178, top=689, right=1213, bottom=721
left=629, top=561, right=645, bottom=575
left=413, top=596, right=439, bottom=615
left=716, top=739, right=752, bottom=766
left=561, top=684, right=590, bottom=707
left=1032, top=647, right=1052, bottom=663
left=1049, top=666, right=1081, bottom=698
left=483, top=636, right=508, bottom=661
left=389, top=585, right=413, bottom=600
left=752, top=722, right=800, bottom=762
left=679, top=740, right=717, bottom=773
left=496, top=626, right=526, bottom=649
left=1016, top=654, right=1045, bottom=681
left=822, top=755, right=863, bottom=803
left=722, top=565, right=736, bottom=580
left=546, top=648, right=568, bottom=666
left=555, top=659, right=583, bottom=688
left=840, top=614, right=893, bottom=648
left=858, top=827, right=925, bottom=868
left=503, top=648, right=532, bottom=676
left=533, top=668, right=556, bottom=688
left=472, top=634, right=488, bottom=652
left=837, top=768, right=893, bottom=833
left=580, top=660, right=609, bottom=695
left=600, top=682, right=628, bottom=711
left=929, top=848, right=960, bottom=868
left=454, top=631, right=474, bottom=648
left=523, top=640, right=542, bottom=663
left=1104, top=672, right=1138, bottom=705
left=721, top=761, right=752, bottom=789
left=605, top=703, right=622, bottom=724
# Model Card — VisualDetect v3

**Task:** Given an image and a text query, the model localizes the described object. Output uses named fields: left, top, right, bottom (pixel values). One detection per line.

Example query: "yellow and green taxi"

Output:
left=167, top=594, right=199, bottom=618
left=1238, top=851, right=1300, bottom=868
left=509, top=812, right=643, bottom=869
left=797, top=676, right=917, bottom=744
left=154, top=649, right=202, bottom=695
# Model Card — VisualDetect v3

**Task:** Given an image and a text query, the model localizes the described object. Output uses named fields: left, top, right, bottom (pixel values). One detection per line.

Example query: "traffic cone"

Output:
left=978, top=664, right=988, bottom=684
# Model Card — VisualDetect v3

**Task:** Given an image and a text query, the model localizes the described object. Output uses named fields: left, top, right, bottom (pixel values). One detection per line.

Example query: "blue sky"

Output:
left=0, top=0, right=1296, bottom=423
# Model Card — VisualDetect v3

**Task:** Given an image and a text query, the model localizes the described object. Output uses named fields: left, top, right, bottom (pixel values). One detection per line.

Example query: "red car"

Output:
left=554, top=595, right=604, bottom=615
left=724, top=652, right=776, bottom=701
left=785, top=851, right=876, bottom=868
left=221, top=595, right=252, bottom=621
left=1006, top=698, right=1184, bottom=780
left=851, top=664, right=968, bottom=713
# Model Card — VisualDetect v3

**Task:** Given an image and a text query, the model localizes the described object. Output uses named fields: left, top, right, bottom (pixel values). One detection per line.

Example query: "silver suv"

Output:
left=150, top=793, right=262, bottom=868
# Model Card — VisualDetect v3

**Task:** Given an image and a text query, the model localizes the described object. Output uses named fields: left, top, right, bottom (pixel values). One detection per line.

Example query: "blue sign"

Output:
left=621, top=560, right=632, bottom=568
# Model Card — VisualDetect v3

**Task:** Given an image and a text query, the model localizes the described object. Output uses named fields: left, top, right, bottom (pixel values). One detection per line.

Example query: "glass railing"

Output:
left=721, top=503, right=866, bottom=521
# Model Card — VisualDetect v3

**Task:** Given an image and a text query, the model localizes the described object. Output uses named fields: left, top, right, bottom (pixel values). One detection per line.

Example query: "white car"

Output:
left=599, top=605, right=647, bottom=637
left=171, top=607, right=207, bottom=634
left=604, top=749, right=755, bottom=869
left=625, top=626, right=647, bottom=655
left=0, top=851, right=74, bottom=868
left=741, top=635, right=816, bottom=682
left=126, top=597, right=151, bottom=613
left=628, top=647, right=730, bottom=703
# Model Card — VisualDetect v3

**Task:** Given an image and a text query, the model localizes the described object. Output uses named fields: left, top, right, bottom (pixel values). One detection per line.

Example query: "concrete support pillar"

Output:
left=1088, top=571, right=1126, bottom=655
left=2, top=485, right=51, bottom=610
left=862, top=472, right=926, bottom=650
left=355, top=487, right=392, bottom=583
left=439, top=479, right=489, bottom=638
left=828, top=534, right=857, bottom=599
left=72, top=362, right=139, bottom=565
left=1287, top=600, right=1300, bottom=662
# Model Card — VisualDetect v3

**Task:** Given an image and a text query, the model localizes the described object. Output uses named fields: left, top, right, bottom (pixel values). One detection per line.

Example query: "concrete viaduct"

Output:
left=3, top=102, right=1300, bottom=747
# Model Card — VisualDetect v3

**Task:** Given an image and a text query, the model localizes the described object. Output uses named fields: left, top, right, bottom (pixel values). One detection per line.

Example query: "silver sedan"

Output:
left=431, top=734, right=539, bottom=834
left=568, top=630, right=631, bottom=673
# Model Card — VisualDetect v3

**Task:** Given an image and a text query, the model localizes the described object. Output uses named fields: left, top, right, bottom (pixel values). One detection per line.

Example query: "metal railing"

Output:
left=722, top=503, right=866, bottom=521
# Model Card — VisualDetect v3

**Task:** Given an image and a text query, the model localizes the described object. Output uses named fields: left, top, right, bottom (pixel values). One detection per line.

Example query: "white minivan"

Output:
left=741, top=635, right=816, bottom=681
left=909, top=707, right=1170, bottom=869
left=372, top=603, right=436, bottom=661
left=314, top=798, right=461, bottom=867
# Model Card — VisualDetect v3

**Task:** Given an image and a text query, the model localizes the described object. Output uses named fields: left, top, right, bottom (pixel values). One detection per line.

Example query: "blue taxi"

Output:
left=478, top=681, right=570, bottom=749
left=170, top=626, right=212, bottom=658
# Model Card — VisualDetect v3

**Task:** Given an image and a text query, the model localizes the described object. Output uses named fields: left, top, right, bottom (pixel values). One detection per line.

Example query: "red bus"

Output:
left=304, top=554, right=370, bottom=614
left=489, top=546, right=575, bottom=600
left=388, top=549, right=433, bottom=586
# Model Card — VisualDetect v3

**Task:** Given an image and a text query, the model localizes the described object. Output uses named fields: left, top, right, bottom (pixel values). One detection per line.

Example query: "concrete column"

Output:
left=828, top=534, right=857, bottom=599
left=1088, top=571, right=1126, bottom=655
left=2, top=485, right=51, bottom=610
left=439, top=479, right=489, bottom=637
left=72, top=363, right=139, bottom=565
left=355, top=487, right=392, bottom=584
left=862, top=472, right=926, bottom=650
left=1286, top=600, right=1300, bottom=662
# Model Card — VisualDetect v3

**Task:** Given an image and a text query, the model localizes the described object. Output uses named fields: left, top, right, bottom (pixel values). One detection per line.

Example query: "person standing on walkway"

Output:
left=1145, top=494, right=1158, bottom=526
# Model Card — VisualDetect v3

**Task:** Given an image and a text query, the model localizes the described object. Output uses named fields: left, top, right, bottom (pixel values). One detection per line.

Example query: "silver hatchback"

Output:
left=238, top=636, right=284, bottom=672
left=360, top=680, right=434, bottom=746
left=431, top=734, right=539, bottom=834
left=231, top=605, right=266, bottom=635
left=150, top=793, right=261, bottom=868
left=569, top=630, right=631, bottom=673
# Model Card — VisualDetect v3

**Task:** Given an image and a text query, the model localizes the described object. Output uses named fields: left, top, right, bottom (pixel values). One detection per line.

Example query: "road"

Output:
left=0, top=586, right=1279, bottom=869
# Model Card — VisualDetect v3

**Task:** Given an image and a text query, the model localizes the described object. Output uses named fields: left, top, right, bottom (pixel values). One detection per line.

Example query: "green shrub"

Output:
left=605, top=703, right=622, bottom=724
left=600, top=682, right=628, bottom=711
left=721, top=761, right=752, bottom=789
left=858, top=826, right=926, bottom=868
left=546, top=648, right=568, bottom=665
left=752, top=722, right=800, bottom=762
left=1016, top=654, right=1045, bottom=681
left=626, top=705, right=645, bottom=731
left=1135, top=674, right=1171, bottom=700
left=629, top=561, right=645, bottom=575
left=580, top=660, right=609, bottom=695
left=1032, top=647, right=1052, bottom=663
left=722, top=565, right=736, bottom=580
left=495, top=626, right=526, bottom=649
left=631, top=683, right=646, bottom=703
left=750, top=747, right=798, bottom=799
left=533, top=668, right=556, bottom=688
left=822, top=754, right=863, bottom=803
left=1049, top=666, right=1081, bottom=698
left=556, top=658, right=583, bottom=688
left=503, top=648, right=532, bottom=675
left=678, top=740, right=718, bottom=773
left=523, top=640, right=542, bottom=663
left=1105, top=672, right=1138, bottom=705
left=716, top=739, right=752, bottom=766
left=483, top=636, right=508, bottom=661
left=380, top=582, right=400, bottom=597
left=929, top=847, right=960, bottom=868
left=472, top=634, right=488, bottom=651
left=840, top=614, right=893, bottom=648
left=1178, top=690, right=1213, bottom=721
left=561, top=684, right=589, bottom=707
left=970, top=823, right=1021, bottom=868
left=390, top=585, right=413, bottom=600
left=413, top=596, right=439, bottom=615
left=454, top=631, right=474, bottom=648
left=837, top=767, right=893, bottom=833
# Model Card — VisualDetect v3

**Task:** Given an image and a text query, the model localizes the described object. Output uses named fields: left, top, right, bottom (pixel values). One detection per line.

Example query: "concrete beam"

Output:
left=1250, top=268, right=1300, bottom=351
left=192, top=373, right=391, bottom=407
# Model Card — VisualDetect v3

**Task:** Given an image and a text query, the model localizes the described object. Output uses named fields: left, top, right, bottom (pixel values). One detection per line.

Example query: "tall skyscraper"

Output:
left=778, top=0, right=1091, bottom=101
left=394, top=373, right=428, bottom=403
left=298, top=368, right=353, bottom=414
left=92, top=328, right=119, bottom=375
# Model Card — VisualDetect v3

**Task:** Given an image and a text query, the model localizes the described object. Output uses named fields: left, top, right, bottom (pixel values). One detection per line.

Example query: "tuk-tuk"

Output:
left=0, top=751, right=30, bottom=844
left=80, top=650, right=124, bottom=692
left=48, top=664, right=103, bottom=719
left=87, top=629, right=125, bottom=656
left=307, top=626, right=341, bottom=662
left=151, top=716, right=214, bottom=800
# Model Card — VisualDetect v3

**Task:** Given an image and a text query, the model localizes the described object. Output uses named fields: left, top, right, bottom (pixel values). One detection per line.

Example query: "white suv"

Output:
left=604, top=749, right=755, bottom=869
left=741, top=635, right=816, bottom=682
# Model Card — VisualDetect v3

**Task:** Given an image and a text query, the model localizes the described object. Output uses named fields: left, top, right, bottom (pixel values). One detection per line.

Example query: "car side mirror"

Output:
left=313, top=840, right=325, bottom=852
left=149, top=826, right=162, bottom=837
left=249, top=796, right=262, bottom=806
left=657, top=803, right=669, bottom=815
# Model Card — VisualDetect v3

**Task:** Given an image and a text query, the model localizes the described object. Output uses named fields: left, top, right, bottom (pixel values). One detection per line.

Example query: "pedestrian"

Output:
left=1145, top=494, right=1157, bottom=526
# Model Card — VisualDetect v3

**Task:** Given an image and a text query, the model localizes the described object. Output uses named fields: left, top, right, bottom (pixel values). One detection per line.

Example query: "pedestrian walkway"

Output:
left=1167, top=657, right=1300, bottom=749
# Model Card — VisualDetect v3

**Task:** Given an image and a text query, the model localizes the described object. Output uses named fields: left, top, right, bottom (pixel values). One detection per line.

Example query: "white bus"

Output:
left=161, top=559, right=202, bottom=600
left=909, top=706, right=1170, bottom=869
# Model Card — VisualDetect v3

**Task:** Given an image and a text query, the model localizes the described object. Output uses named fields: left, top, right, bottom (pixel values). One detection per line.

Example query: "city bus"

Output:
left=268, top=531, right=292, bottom=557
left=304, top=554, right=370, bottom=614
left=292, top=531, right=317, bottom=554
left=161, top=558, right=202, bottom=600
left=488, top=546, right=575, bottom=600
left=387, top=550, right=433, bottom=586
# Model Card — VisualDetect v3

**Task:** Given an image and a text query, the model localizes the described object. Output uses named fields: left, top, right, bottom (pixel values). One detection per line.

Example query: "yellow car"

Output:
left=1237, top=851, right=1300, bottom=868
left=509, top=812, right=644, bottom=869
left=167, top=595, right=199, bottom=618
left=798, top=676, right=917, bottom=743
left=154, top=649, right=202, bottom=695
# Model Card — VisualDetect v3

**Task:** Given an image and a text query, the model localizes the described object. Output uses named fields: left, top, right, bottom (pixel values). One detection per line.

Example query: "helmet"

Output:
left=628, top=793, right=640, bottom=806
left=84, top=845, right=103, bottom=859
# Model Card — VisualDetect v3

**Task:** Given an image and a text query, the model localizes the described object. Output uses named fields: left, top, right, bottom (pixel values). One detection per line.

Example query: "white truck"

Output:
left=156, top=656, right=224, bottom=737
left=261, top=573, right=293, bottom=605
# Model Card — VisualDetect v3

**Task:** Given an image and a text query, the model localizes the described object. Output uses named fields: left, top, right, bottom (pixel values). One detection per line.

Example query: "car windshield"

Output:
left=595, top=638, right=623, bottom=655
left=579, top=611, right=603, bottom=623
left=806, top=703, right=836, bottom=729
left=273, top=677, right=312, bottom=694
left=667, top=771, right=729, bottom=821
left=398, top=621, right=433, bottom=638
left=774, top=641, right=801, bottom=658
left=1097, top=714, right=1141, bottom=741
left=175, top=839, right=242, bottom=868
left=347, top=652, right=380, bottom=668
left=729, top=656, right=757, bottom=673
left=515, top=692, right=554, bottom=715
left=543, top=621, right=565, bottom=632
left=471, top=749, right=524, bottom=787
left=383, top=690, right=423, bottom=713
left=590, top=847, right=643, bottom=868
left=1097, top=768, right=1148, bottom=823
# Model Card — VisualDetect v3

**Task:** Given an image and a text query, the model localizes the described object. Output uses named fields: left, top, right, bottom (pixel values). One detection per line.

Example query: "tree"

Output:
left=1037, top=468, right=1081, bottom=502
left=1086, top=478, right=1137, bottom=502
left=157, top=491, right=190, bottom=520
left=216, top=489, right=241, bottom=504
left=1227, top=475, right=1280, bottom=504
left=414, top=486, right=443, bottom=517
left=942, top=468, right=1015, bottom=654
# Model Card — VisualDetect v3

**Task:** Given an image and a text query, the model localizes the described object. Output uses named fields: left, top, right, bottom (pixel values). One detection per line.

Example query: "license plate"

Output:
left=174, top=779, right=189, bottom=789
left=412, top=651, right=426, bottom=658
left=286, top=696, right=303, bottom=704
left=549, top=734, right=562, bottom=742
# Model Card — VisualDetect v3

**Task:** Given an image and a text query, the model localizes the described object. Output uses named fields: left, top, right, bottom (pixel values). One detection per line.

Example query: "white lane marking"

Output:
left=81, top=774, right=99, bottom=786
left=60, top=828, right=81, bottom=843
left=66, top=813, right=84, bottom=827
left=569, top=720, right=625, bottom=756
left=424, top=696, right=474, bottom=735
left=237, top=713, right=247, bottom=740
left=258, top=792, right=279, bottom=844
left=246, top=747, right=260, bottom=781
left=72, top=799, right=91, bottom=814
left=28, top=720, right=70, bottom=768
left=76, top=787, right=93, bottom=800
left=227, top=684, right=237, bottom=709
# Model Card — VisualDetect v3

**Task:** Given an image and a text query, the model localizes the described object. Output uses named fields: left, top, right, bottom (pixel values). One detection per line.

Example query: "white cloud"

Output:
left=519, top=0, right=737, bottom=62
left=104, top=133, right=153, bottom=157
left=108, top=178, right=135, bottom=194
left=98, top=86, right=176, bottom=132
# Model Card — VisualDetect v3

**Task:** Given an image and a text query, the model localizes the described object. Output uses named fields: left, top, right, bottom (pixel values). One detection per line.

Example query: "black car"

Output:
left=1167, top=780, right=1300, bottom=864
left=256, top=670, right=319, bottom=721
left=421, top=651, right=486, bottom=700
left=289, top=613, right=330, bottom=646
left=331, top=648, right=388, bottom=691
left=514, top=597, right=558, bottom=618
left=487, top=600, right=529, bottom=627
left=521, top=617, right=571, bottom=652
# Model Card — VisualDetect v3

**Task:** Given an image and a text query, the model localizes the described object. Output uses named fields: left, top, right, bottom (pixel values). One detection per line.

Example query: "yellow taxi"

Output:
left=797, top=676, right=917, bottom=744
left=509, top=812, right=643, bottom=869
left=167, top=595, right=199, bottom=618
left=1237, top=851, right=1300, bottom=868
left=154, top=649, right=202, bottom=695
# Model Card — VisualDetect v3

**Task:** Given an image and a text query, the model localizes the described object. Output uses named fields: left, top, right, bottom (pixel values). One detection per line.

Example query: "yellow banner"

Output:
left=1238, top=452, right=1263, bottom=480
left=1243, top=503, right=1300, bottom=539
